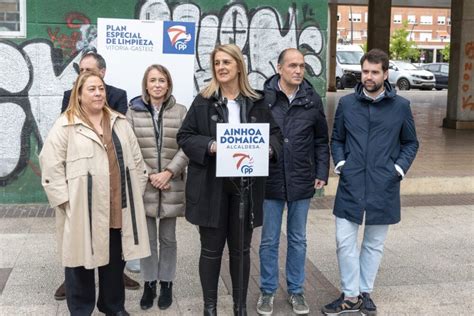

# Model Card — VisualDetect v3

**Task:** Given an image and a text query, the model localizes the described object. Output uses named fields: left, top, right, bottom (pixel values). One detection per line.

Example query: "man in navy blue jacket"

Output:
left=257, top=48, right=329, bottom=315
left=322, top=49, right=418, bottom=316
left=60, top=48, right=128, bottom=115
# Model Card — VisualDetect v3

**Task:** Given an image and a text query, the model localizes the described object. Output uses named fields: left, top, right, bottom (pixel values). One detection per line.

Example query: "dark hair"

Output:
left=277, top=48, right=303, bottom=65
left=360, top=48, right=389, bottom=72
left=80, top=47, right=107, bottom=70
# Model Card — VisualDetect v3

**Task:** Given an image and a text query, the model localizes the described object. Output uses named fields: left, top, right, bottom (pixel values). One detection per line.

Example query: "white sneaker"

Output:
left=288, top=293, right=310, bottom=315
left=256, top=293, right=274, bottom=315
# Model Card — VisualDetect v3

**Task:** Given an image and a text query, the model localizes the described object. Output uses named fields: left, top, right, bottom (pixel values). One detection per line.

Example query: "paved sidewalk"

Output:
left=0, top=199, right=472, bottom=315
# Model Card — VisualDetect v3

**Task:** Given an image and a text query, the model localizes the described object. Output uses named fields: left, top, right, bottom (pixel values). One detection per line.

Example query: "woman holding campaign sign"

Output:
left=39, top=71, right=150, bottom=316
left=126, top=64, right=188, bottom=311
left=177, top=44, right=282, bottom=316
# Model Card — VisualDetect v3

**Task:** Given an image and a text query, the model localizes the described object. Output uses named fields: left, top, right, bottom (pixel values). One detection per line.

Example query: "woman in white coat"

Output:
left=40, top=71, right=150, bottom=316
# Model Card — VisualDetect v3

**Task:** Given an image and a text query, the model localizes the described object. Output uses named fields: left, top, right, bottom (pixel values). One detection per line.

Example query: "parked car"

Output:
left=388, top=60, right=435, bottom=90
left=421, top=63, right=449, bottom=90
left=335, top=44, right=364, bottom=89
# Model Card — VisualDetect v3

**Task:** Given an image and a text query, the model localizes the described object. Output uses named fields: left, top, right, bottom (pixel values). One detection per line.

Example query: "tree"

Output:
left=390, top=21, right=420, bottom=61
left=441, top=43, right=450, bottom=61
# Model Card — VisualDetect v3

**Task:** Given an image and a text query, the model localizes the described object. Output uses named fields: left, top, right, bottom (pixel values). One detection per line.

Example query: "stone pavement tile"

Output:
left=374, top=282, right=473, bottom=315
left=0, top=218, right=32, bottom=234
left=0, top=305, right=58, bottom=315
left=376, top=266, right=433, bottom=286
left=0, top=268, right=12, bottom=295
left=6, top=265, right=62, bottom=288
left=0, top=234, right=27, bottom=268
left=14, top=233, right=58, bottom=268
left=28, top=217, right=56, bottom=233
left=0, top=283, right=59, bottom=306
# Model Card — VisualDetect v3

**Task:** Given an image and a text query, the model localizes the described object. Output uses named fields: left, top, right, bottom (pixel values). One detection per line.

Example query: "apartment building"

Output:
left=337, top=6, right=451, bottom=62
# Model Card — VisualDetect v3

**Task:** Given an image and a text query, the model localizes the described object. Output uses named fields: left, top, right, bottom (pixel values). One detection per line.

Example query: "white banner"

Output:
left=216, top=123, right=270, bottom=177
left=97, top=18, right=196, bottom=107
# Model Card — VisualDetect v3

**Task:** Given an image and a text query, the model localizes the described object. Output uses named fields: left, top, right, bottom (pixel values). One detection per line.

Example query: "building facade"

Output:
left=337, top=5, right=451, bottom=62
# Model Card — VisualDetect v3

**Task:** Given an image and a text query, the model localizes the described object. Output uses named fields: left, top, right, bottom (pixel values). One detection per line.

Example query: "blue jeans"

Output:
left=259, top=198, right=311, bottom=294
left=336, top=217, right=389, bottom=297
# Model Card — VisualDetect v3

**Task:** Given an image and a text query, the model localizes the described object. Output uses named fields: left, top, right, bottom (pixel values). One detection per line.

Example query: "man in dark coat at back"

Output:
left=322, top=49, right=418, bottom=316
left=61, top=48, right=128, bottom=114
left=257, top=48, right=329, bottom=315
left=55, top=48, right=137, bottom=301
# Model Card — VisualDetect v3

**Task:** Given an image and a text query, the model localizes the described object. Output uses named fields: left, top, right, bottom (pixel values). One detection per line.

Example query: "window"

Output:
left=420, top=33, right=432, bottom=41
left=440, top=64, right=449, bottom=74
left=393, top=14, right=402, bottom=24
left=352, top=31, right=362, bottom=40
left=447, top=17, right=451, bottom=25
left=337, top=13, right=341, bottom=22
left=349, top=13, right=362, bottom=23
left=407, top=15, right=416, bottom=24
left=0, top=0, right=26, bottom=38
left=420, top=16, right=433, bottom=25
left=437, top=16, right=446, bottom=25
left=365, top=12, right=368, bottom=23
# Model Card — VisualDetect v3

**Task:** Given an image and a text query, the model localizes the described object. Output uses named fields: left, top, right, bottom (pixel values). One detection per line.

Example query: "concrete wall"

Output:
left=0, top=0, right=328, bottom=203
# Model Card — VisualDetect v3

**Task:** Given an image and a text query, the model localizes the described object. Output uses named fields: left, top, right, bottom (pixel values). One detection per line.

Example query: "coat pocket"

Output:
left=66, top=149, right=93, bottom=180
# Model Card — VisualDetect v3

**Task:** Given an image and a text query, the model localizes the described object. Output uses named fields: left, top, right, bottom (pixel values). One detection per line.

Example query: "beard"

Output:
left=363, top=80, right=383, bottom=93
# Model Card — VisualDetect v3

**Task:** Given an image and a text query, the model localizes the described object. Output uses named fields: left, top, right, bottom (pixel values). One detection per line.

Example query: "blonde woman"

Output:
left=40, top=71, right=150, bottom=316
left=126, top=64, right=188, bottom=311
left=177, top=44, right=282, bottom=316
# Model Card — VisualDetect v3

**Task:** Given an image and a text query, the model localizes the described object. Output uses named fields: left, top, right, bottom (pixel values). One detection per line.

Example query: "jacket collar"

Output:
left=129, top=95, right=176, bottom=113
left=264, top=74, right=315, bottom=108
left=354, top=80, right=396, bottom=103
left=60, top=107, right=124, bottom=128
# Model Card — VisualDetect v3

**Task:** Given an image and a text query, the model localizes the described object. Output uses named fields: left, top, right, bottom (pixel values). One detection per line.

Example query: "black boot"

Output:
left=203, top=295, right=217, bottom=316
left=233, top=304, right=247, bottom=316
left=158, top=281, right=173, bottom=310
left=140, top=281, right=157, bottom=310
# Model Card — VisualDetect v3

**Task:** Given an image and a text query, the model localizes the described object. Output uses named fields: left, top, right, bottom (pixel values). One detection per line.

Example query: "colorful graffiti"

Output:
left=0, top=0, right=327, bottom=203
left=461, top=41, right=474, bottom=110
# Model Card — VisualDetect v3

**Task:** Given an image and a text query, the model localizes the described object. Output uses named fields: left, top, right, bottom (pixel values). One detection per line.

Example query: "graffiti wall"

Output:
left=0, top=0, right=327, bottom=203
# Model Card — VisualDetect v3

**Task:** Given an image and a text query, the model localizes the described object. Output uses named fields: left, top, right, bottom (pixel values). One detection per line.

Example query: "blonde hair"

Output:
left=201, top=44, right=259, bottom=100
left=64, top=71, right=110, bottom=126
left=141, top=64, right=173, bottom=104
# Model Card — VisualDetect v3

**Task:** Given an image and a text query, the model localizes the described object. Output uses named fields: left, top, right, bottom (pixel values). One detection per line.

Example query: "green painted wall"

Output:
left=0, top=0, right=328, bottom=203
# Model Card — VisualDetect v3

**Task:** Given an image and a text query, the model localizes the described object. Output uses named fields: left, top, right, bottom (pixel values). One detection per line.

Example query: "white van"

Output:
left=336, top=44, right=364, bottom=89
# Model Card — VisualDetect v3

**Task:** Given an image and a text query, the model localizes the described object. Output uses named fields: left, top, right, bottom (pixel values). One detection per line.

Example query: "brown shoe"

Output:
left=54, top=281, right=66, bottom=300
left=123, top=273, right=140, bottom=290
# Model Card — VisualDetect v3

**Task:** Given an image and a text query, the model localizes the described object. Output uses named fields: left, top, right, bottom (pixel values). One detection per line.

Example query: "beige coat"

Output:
left=39, top=110, right=151, bottom=268
left=126, top=96, right=188, bottom=218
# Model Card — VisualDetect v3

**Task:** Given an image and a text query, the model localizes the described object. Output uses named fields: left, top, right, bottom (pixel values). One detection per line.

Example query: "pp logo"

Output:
left=163, top=21, right=195, bottom=55
left=233, top=153, right=254, bottom=175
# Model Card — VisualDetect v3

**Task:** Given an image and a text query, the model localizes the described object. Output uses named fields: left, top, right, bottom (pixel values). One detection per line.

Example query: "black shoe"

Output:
left=54, top=281, right=66, bottom=301
left=233, top=303, right=248, bottom=316
left=106, top=311, right=130, bottom=316
left=158, top=281, right=173, bottom=310
left=321, top=293, right=363, bottom=315
left=204, top=297, right=217, bottom=316
left=123, top=273, right=140, bottom=290
left=360, top=292, right=377, bottom=316
left=140, top=281, right=157, bottom=310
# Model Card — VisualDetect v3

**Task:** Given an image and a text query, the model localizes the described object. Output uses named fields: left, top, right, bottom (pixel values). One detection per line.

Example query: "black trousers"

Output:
left=65, top=228, right=125, bottom=316
left=199, top=178, right=253, bottom=307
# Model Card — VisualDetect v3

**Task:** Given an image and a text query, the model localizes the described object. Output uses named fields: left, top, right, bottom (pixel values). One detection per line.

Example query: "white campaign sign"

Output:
left=97, top=18, right=196, bottom=108
left=216, top=123, right=270, bottom=177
